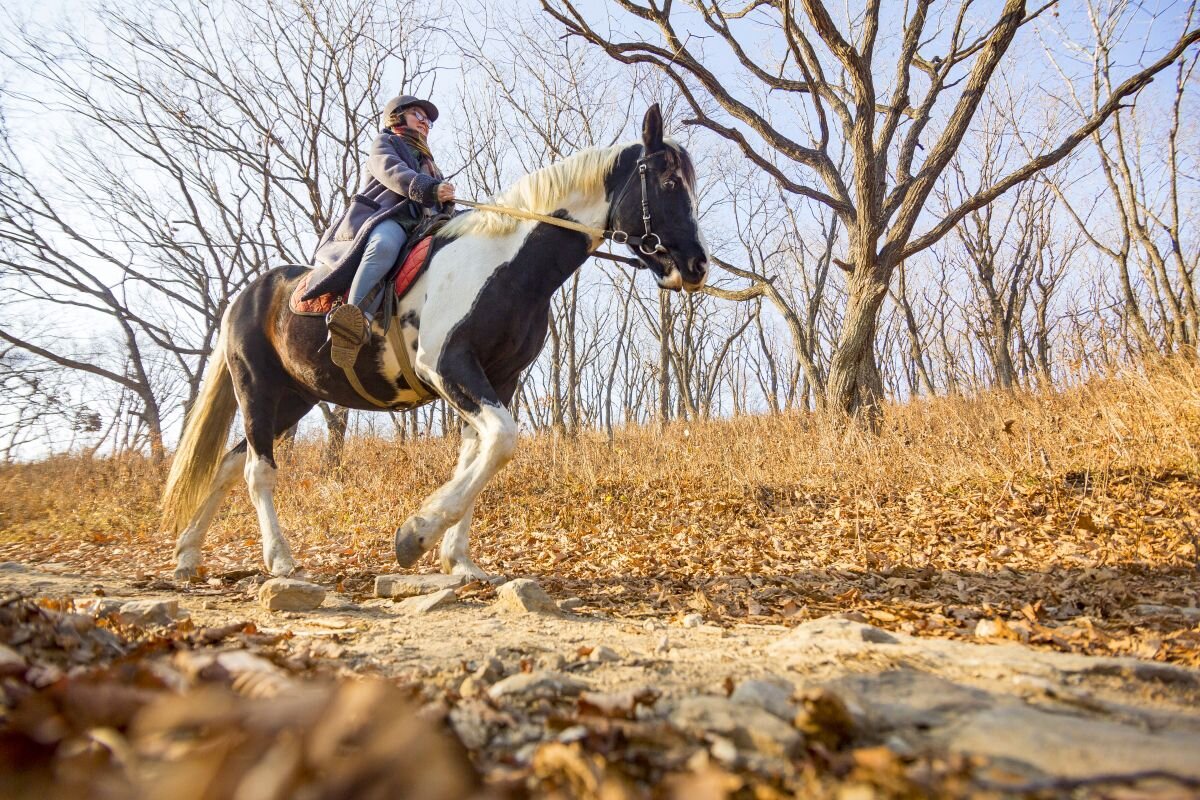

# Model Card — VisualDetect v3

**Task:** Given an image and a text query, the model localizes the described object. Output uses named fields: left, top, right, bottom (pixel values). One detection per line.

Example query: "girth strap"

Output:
left=336, top=312, right=437, bottom=410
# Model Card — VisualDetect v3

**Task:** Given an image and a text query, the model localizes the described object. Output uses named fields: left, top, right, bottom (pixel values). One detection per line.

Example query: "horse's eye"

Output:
left=664, top=179, right=677, bottom=190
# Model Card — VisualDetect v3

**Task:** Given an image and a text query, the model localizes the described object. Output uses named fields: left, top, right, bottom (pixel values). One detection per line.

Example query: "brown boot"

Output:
left=327, top=304, right=367, bottom=369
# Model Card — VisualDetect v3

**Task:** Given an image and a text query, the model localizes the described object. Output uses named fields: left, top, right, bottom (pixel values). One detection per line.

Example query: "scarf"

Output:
left=399, top=127, right=442, bottom=180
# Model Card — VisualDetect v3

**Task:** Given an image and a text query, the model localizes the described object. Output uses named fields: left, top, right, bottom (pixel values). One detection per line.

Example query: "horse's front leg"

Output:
left=394, top=361, right=517, bottom=568
left=437, top=427, right=490, bottom=579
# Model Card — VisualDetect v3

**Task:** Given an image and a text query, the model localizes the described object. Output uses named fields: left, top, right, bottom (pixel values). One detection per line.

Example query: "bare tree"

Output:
left=0, top=0, right=440, bottom=456
left=541, top=0, right=1200, bottom=420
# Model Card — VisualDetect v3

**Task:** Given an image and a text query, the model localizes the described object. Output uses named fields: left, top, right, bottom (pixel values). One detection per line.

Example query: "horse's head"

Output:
left=608, top=105, right=709, bottom=292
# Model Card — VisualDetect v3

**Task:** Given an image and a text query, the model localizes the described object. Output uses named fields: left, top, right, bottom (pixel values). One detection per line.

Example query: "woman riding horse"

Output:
left=162, top=105, right=707, bottom=582
left=311, top=95, right=456, bottom=368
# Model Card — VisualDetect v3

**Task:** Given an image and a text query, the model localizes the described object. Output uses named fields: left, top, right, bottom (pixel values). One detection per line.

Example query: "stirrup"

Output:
left=327, top=304, right=368, bottom=369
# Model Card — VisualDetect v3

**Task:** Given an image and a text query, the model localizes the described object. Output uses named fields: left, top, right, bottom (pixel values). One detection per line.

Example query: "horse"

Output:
left=161, top=104, right=708, bottom=582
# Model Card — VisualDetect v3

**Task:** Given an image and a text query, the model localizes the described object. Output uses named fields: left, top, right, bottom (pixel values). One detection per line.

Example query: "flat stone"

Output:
left=495, top=578, right=559, bottom=615
left=258, top=578, right=326, bottom=612
left=115, top=598, right=182, bottom=626
left=1133, top=603, right=1200, bottom=621
left=682, top=613, right=704, bottom=628
left=488, top=670, right=589, bottom=700
left=558, top=597, right=585, bottom=611
left=670, top=696, right=803, bottom=759
left=398, top=588, right=458, bottom=613
left=375, top=573, right=468, bottom=598
left=772, top=616, right=899, bottom=650
left=730, top=678, right=796, bottom=721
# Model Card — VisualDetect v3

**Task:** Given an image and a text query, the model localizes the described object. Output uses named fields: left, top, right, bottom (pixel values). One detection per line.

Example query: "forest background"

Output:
left=0, top=0, right=1196, bottom=461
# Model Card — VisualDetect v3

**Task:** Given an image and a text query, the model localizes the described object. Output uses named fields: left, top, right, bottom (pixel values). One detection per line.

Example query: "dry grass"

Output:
left=2, top=359, right=1199, bottom=664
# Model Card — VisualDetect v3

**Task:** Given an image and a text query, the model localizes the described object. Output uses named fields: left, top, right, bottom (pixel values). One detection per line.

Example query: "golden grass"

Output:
left=2, top=358, right=1198, bottom=663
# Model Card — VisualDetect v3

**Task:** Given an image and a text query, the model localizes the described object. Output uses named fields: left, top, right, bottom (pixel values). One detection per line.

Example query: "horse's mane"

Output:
left=440, top=143, right=627, bottom=239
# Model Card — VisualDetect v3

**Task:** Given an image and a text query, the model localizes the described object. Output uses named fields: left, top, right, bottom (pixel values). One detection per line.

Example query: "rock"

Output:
left=258, top=578, right=326, bottom=612
left=376, top=573, right=469, bottom=598
left=398, top=588, right=458, bottom=613
left=116, top=598, right=182, bottom=626
left=588, top=645, right=621, bottom=663
left=768, top=616, right=898, bottom=656
left=682, top=613, right=704, bottom=628
left=487, top=671, right=589, bottom=700
left=0, top=562, right=26, bottom=573
left=76, top=597, right=124, bottom=618
left=558, top=597, right=585, bottom=611
left=448, top=700, right=494, bottom=749
left=495, top=579, right=558, bottom=615
left=1133, top=603, right=1200, bottom=621
left=538, top=652, right=568, bottom=671
left=670, top=696, right=803, bottom=759
left=460, top=657, right=506, bottom=697
left=730, top=678, right=795, bottom=721
left=0, top=644, right=27, bottom=676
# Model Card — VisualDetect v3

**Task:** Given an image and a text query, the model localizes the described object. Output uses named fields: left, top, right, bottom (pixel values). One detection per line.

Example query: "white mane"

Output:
left=440, top=143, right=629, bottom=239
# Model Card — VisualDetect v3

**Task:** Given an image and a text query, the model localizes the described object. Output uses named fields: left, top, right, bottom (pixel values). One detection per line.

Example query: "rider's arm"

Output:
left=366, top=133, right=443, bottom=207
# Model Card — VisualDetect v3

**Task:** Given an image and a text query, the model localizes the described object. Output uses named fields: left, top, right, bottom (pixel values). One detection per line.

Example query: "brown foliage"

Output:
left=2, top=359, right=1198, bottom=665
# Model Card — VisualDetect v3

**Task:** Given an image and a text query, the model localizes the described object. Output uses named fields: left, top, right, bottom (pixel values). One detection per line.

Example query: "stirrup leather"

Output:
left=327, top=304, right=436, bottom=409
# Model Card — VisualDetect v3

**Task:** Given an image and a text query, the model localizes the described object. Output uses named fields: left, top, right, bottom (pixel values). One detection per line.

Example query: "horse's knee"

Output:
left=485, top=413, right=518, bottom=463
left=244, top=454, right=277, bottom=493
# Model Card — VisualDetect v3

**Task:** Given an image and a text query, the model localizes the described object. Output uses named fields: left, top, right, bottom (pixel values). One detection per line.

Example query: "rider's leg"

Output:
left=330, top=219, right=407, bottom=368
left=348, top=218, right=407, bottom=318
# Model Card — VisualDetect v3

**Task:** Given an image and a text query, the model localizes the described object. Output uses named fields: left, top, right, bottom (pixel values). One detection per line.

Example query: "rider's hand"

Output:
left=436, top=182, right=456, bottom=203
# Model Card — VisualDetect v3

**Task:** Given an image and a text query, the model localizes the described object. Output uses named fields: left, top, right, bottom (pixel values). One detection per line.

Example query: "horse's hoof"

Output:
left=395, top=530, right=426, bottom=568
left=442, top=557, right=489, bottom=581
left=268, top=559, right=296, bottom=577
left=173, top=565, right=199, bottom=582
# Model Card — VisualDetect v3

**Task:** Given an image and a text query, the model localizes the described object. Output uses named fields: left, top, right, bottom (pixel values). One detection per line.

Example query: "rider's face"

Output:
left=403, top=108, right=431, bottom=135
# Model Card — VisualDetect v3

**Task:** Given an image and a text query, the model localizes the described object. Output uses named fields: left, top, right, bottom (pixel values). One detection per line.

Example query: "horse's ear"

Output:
left=642, top=104, right=664, bottom=153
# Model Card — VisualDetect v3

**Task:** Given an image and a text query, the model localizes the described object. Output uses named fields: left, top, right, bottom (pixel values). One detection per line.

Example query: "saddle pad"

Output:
left=393, top=236, right=433, bottom=297
left=289, top=236, right=435, bottom=316
left=290, top=272, right=340, bottom=315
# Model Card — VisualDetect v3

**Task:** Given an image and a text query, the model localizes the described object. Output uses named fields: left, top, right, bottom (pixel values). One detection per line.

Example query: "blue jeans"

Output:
left=348, top=218, right=407, bottom=315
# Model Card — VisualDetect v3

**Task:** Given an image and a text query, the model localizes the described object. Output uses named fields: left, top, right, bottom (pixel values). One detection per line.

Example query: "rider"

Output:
left=318, top=94, right=455, bottom=368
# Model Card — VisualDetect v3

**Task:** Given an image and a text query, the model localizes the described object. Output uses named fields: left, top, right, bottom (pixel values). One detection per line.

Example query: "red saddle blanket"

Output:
left=290, top=236, right=434, bottom=316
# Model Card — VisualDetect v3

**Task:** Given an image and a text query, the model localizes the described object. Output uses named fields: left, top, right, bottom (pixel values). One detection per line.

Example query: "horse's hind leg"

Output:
left=235, top=385, right=315, bottom=577
left=173, top=441, right=248, bottom=580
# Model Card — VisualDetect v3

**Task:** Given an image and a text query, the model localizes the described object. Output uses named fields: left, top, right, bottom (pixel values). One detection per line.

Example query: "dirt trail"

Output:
left=3, top=560, right=1200, bottom=798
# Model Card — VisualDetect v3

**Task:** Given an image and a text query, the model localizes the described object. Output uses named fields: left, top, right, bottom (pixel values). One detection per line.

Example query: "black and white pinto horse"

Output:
left=162, top=106, right=708, bottom=581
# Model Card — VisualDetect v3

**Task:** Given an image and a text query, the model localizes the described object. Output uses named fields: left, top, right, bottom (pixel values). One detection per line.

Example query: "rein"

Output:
left=454, top=149, right=670, bottom=267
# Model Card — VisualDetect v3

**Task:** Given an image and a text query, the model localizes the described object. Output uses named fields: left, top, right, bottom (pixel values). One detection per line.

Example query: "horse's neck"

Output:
left=554, top=187, right=611, bottom=232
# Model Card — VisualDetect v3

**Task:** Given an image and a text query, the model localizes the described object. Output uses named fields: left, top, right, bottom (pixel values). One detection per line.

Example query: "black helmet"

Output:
left=382, top=95, right=439, bottom=123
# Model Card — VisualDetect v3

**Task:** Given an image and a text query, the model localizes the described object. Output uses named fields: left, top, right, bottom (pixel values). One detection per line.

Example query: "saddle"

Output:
left=289, top=223, right=443, bottom=409
left=290, top=235, right=434, bottom=317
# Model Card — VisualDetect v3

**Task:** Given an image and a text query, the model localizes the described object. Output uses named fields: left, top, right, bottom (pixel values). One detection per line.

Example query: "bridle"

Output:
left=605, top=148, right=671, bottom=257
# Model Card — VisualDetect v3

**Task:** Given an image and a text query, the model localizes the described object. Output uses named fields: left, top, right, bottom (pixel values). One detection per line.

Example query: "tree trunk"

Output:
left=319, top=403, right=349, bottom=468
left=657, top=290, right=671, bottom=426
left=826, top=269, right=888, bottom=422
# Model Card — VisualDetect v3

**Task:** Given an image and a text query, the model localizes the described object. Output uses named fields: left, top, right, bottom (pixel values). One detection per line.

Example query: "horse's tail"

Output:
left=161, top=323, right=238, bottom=535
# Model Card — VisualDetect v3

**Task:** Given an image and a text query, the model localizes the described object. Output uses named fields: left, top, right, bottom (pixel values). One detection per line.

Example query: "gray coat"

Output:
left=305, top=130, right=443, bottom=299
